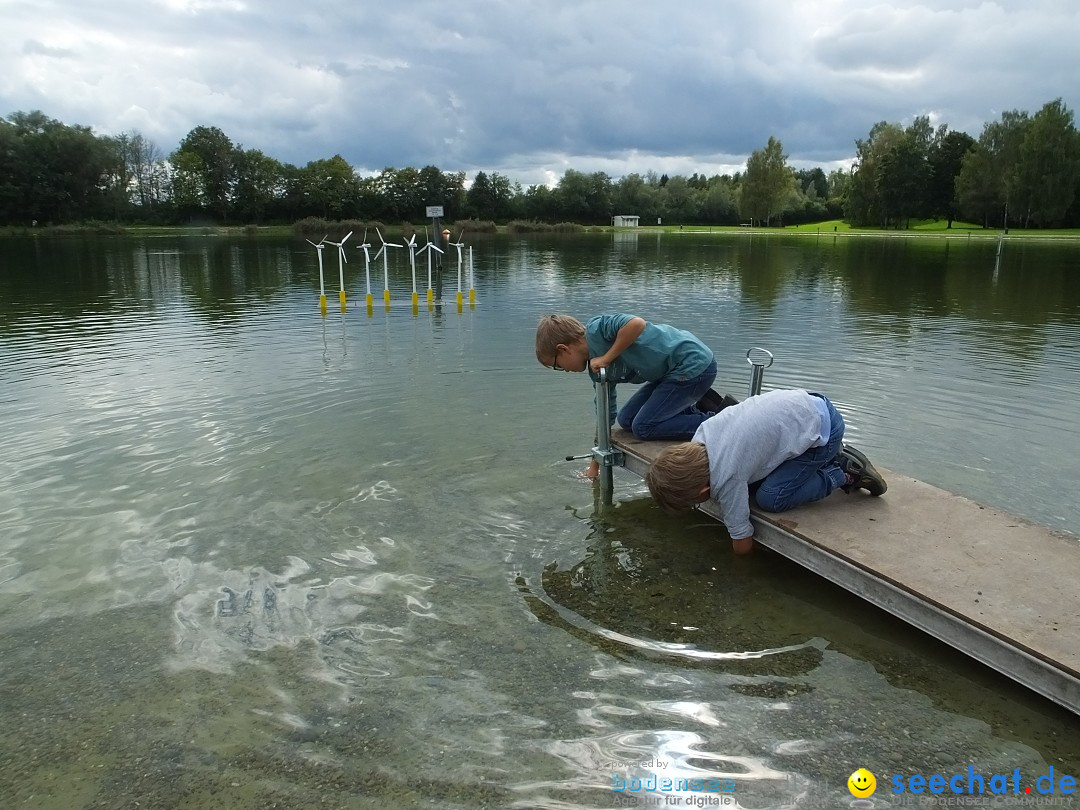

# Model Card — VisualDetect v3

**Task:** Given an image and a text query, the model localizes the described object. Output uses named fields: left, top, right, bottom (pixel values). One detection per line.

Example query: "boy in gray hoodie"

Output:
left=645, top=389, right=886, bottom=554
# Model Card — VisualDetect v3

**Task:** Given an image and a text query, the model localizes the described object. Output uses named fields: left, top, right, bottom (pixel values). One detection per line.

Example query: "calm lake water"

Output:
left=1, top=232, right=1079, bottom=808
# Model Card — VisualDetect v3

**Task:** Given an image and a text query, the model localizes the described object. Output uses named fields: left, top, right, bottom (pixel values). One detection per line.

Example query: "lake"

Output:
left=1, top=231, right=1079, bottom=808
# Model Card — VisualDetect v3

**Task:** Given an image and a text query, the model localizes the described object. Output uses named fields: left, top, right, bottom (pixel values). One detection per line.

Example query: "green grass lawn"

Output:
left=634, top=219, right=1080, bottom=239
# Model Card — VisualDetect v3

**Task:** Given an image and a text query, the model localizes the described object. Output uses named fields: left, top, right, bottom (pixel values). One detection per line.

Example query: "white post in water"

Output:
left=374, top=228, right=402, bottom=309
left=358, top=232, right=373, bottom=313
left=406, top=233, right=419, bottom=309
left=468, top=245, right=475, bottom=305
left=306, top=236, right=328, bottom=314
left=448, top=232, right=465, bottom=310
left=324, top=231, right=352, bottom=311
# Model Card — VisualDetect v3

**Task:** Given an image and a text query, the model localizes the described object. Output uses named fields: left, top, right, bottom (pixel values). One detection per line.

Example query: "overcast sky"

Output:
left=2, top=0, right=1078, bottom=187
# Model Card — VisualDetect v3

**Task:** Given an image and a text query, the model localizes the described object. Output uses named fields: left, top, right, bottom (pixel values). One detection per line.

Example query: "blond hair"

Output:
left=646, top=442, right=711, bottom=513
left=535, top=314, right=585, bottom=364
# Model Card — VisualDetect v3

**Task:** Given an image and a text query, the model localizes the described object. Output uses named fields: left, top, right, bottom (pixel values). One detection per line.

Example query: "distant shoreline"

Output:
left=3, top=220, right=1080, bottom=241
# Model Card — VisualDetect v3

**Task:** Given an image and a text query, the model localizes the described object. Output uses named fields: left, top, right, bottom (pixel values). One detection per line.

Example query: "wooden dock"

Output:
left=611, top=427, right=1080, bottom=715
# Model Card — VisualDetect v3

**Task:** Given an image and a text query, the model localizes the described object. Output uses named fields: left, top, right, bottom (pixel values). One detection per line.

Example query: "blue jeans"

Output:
left=754, top=394, right=848, bottom=512
left=616, top=359, right=717, bottom=440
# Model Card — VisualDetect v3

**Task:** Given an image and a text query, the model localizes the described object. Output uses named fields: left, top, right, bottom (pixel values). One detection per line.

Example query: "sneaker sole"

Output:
left=697, top=389, right=739, bottom=414
left=842, top=445, right=887, bottom=496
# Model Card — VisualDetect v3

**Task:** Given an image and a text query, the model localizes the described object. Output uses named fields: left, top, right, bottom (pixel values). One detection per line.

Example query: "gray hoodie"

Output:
left=691, top=389, right=829, bottom=539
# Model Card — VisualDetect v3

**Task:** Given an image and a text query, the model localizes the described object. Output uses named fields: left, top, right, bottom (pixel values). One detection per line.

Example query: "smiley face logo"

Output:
left=848, top=768, right=876, bottom=798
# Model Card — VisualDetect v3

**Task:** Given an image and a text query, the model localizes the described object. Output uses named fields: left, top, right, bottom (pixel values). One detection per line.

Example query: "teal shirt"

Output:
left=585, top=314, right=713, bottom=383
left=585, top=314, right=714, bottom=424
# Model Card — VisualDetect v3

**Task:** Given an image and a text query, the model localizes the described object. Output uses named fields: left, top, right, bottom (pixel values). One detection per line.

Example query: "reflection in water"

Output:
left=509, top=496, right=1080, bottom=808
left=522, top=498, right=826, bottom=677
left=2, top=233, right=1080, bottom=808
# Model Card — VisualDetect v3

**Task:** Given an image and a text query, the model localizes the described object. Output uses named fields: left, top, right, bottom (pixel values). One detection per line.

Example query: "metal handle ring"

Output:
left=746, top=347, right=774, bottom=368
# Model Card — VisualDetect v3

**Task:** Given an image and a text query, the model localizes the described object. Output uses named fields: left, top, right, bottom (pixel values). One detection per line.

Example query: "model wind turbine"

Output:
left=324, top=230, right=353, bottom=309
left=448, top=231, right=466, bottom=308
left=404, top=232, right=419, bottom=308
left=356, top=230, right=373, bottom=310
left=468, top=244, right=476, bottom=304
left=306, top=235, right=329, bottom=313
left=416, top=228, right=443, bottom=305
left=373, top=228, right=402, bottom=307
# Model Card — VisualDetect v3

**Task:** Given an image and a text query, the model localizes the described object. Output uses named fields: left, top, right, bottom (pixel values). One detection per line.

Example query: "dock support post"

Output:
left=592, top=368, right=624, bottom=505
left=746, top=347, right=774, bottom=397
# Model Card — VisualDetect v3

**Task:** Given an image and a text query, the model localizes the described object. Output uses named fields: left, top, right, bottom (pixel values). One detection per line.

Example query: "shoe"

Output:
left=697, top=389, right=739, bottom=414
left=836, top=445, right=887, bottom=496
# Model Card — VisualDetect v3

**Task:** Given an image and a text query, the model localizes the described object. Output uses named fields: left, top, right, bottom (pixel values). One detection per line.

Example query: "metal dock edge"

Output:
left=613, top=428, right=1080, bottom=716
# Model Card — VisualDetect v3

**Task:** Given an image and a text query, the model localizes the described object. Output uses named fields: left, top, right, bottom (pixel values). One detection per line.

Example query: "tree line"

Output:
left=1, top=98, right=1077, bottom=229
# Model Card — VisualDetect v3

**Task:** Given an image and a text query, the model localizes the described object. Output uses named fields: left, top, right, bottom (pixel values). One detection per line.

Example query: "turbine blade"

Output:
left=342, top=231, right=353, bottom=244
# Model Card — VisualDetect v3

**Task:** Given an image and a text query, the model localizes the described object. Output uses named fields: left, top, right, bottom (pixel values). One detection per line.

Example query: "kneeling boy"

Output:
left=645, top=389, right=886, bottom=555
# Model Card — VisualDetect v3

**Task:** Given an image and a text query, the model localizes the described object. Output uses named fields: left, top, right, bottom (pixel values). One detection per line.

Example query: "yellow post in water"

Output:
left=366, top=300, right=373, bottom=317
left=412, top=291, right=419, bottom=308
left=308, top=237, right=329, bottom=315
left=467, top=246, right=476, bottom=305
left=339, top=290, right=347, bottom=308
left=384, top=288, right=391, bottom=307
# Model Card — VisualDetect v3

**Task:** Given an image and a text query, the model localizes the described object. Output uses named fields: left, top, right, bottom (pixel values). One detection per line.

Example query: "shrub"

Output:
left=453, top=219, right=497, bottom=234
left=293, top=218, right=386, bottom=240
left=507, top=220, right=555, bottom=233
left=293, top=217, right=333, bottom=237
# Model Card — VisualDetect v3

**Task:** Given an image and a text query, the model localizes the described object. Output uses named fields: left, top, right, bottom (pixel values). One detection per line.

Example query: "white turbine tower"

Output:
left=324, top=230, right=352, bottom=309
left=306, top=235, right=329, bottom=313
left=356, top=230, right=374, bottom=310
left=373, top=228, right=403, bottom=307
left=416, top=228, right=443, bottom=305
left=404, top=232, right=419, bottom=308
left=448, top=231, right=466, bottom=308
left=468, top=244, right=476, bottom=304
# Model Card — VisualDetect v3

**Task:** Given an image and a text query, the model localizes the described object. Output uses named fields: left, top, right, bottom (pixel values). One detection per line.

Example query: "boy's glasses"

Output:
left=551, top=346, right=562, bottom=371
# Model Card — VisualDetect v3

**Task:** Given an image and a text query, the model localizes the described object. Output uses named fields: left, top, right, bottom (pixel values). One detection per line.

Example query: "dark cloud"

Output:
left=1, top=0, right=1077, bottom=185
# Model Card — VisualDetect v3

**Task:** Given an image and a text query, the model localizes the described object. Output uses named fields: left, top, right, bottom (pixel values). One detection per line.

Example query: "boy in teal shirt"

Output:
left=536, top=313, right=718, bottom=479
